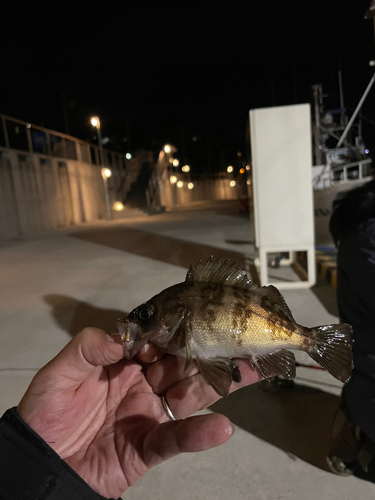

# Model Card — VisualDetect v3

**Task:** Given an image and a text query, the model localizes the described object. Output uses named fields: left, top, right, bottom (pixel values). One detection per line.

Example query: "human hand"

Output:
left=17, top=328, right=262, bottom=498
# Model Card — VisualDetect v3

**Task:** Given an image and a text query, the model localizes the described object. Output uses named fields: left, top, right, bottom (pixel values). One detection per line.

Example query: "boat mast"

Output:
left=312, top=84, right=323, bottom=165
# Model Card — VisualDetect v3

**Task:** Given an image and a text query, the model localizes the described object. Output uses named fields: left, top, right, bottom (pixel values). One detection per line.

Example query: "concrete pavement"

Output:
left=0, top=200, right=374, bottom=499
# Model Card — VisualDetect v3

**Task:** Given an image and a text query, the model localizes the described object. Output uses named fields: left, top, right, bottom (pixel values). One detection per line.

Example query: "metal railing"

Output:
left=0, top=113, right=127, bottom=170
left=313, top=158, right=372, bottom=189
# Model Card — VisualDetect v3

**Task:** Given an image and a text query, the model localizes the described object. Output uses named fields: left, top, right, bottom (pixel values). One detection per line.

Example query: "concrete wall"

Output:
left=0, top=149, right=107, bottom=239
left=159, top=178, right=247, bottom=208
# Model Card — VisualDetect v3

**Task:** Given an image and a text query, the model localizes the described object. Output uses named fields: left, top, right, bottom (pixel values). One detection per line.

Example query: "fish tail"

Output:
left=308, top=324, right=353, bottom=383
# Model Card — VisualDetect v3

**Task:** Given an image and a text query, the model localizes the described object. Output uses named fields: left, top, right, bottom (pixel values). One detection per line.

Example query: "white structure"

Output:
left=250, top=103, right=316, bottom=288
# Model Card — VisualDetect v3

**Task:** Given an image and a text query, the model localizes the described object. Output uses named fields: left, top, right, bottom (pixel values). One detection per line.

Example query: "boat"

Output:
left=312, top=77, right=374, bottom=245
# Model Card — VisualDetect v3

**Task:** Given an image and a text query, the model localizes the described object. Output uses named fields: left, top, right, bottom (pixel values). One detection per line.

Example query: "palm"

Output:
left=17, top=328, right=261, bottom=498
left=63, top=360, right=165, bottom=495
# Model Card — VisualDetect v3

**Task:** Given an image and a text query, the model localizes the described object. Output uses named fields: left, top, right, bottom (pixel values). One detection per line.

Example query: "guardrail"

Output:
left=0, top=114, right=127, bottom=170
left=313, top=158, right=372, bottom=189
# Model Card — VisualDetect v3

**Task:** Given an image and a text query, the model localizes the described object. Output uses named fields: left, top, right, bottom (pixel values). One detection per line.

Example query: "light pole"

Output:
left=91, top=116, right=112, bottom=220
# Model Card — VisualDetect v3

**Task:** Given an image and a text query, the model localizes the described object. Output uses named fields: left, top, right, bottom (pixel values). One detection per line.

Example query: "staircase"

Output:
left=116, top=151, right=154, bottom=203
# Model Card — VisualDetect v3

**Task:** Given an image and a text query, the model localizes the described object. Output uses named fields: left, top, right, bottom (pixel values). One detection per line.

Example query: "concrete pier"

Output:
left=0, top=200, right=373, bottom=499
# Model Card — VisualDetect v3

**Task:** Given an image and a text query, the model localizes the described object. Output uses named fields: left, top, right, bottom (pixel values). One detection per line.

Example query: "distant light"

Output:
left=91, top=117, right=100, bottom=127
left=182, top=165, right=190, bottom=172
left=227, top=166, right=233, bottom=173
left=247, top=180, right=251, bottom=185
left=102, top=168, right=112, bottom=178
left=102, top=136, right=109, bottom=145
left=172, top=159, right=179, bottom=167
left=239, top=168, right=245, bottom=174
left=188, top=182, right=194, bottom=189
left=164, top=144, right=171, bottom=153
left=126, top=153, right=132, bottom=159
left=192, top=136, right=198, bottom=142
left=230, top=180, right=236, bottom=187
left=170, top=175, right=178, bottom=184
left=237, top=151, right=242, bottom=157
left=365, top=149, right=370, bottom=154
left=114, top=202, right=124, bottom=211
left=26, top=123, right=31, bottom=129
left=245, top=165, right=250, bottom=171
left=177, top=181, right=184, bottom=188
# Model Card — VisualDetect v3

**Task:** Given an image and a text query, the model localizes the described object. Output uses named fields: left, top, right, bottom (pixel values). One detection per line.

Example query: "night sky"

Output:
left=1, top=0, right=375, bottom=172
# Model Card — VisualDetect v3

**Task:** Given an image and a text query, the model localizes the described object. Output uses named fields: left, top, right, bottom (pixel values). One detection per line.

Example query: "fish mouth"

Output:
left=116, top=318, right=143, bottom=359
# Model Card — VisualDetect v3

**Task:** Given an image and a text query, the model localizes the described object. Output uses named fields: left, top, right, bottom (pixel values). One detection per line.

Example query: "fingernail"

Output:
left=226, top=423, right=235, bottom=436
left=107, top=334, right=115, bottom=343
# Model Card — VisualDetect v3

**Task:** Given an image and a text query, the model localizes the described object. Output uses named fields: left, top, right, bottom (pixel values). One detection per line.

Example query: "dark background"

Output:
left=1, top=0, right=375, bottom=173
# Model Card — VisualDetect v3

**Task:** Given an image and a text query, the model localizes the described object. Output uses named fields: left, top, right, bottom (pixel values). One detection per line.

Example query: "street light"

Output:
left=91, top=116, right=112, bottom=220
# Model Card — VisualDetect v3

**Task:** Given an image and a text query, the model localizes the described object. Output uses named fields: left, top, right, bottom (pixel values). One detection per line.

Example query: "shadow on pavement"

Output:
left=43, top=295, right=126, bottom=336
left=71, top=227, right=248, bottom=270
left=311, top=275, right=339, bottom=318
left=210, top=381, right=339, bottom=473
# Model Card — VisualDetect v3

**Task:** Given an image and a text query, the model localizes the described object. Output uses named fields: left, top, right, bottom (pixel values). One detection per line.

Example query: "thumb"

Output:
left=143, top=413, right=234, bottom=469
left=41, top=327, right=125, bottom=389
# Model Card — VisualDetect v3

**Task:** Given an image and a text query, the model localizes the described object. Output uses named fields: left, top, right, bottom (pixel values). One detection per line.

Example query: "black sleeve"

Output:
left=0, top=408, right=122, bottom=500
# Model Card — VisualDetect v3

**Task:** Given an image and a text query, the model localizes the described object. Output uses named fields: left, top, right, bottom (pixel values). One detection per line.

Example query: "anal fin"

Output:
left=251, top=350, right=296, bottom=380
left=195, top=357, right=242, bottom=397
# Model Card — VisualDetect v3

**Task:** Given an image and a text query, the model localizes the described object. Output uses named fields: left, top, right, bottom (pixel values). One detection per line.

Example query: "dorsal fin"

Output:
left=185, top=256, right=254, bottom=289
left=259, top=285, right=295, bottom=322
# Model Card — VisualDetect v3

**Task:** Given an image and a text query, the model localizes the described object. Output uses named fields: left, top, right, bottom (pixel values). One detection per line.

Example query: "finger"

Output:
left=146, top=354, right=199, bottom=394
left=144, top=413, right=234, bottom=469
left=39, top=327, right=126, bottom=389
left=163, top=359, right=263, bottom=420
left=137, top=342, right=165, bottom=364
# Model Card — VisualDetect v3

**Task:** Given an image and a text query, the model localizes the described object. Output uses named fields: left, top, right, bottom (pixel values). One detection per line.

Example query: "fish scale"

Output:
left=118, top=256, right=353, bottom=397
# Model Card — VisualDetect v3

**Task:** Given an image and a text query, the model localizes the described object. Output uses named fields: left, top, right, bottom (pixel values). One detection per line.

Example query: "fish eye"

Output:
left=137, top=305, right=154, bottom=321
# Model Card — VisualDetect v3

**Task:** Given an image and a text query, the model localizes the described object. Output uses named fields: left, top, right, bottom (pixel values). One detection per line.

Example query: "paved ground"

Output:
left=1, top=200, right=374, bottom=500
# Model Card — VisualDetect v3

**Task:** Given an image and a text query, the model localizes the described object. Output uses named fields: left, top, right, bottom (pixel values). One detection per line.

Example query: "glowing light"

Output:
left=126, top=153, right=132, bottom=160
left=170, top=175, right=178, bottom=184
left=227, top=166, right=233, bottom=173
left=90, top=117, right=100, bottom=127
left=182, top=165, right=190, bottom=172
left=188, top=182, right=194, bottom=189
left=164, top=144, right=171, bottom=153
left=365, top=149, right=370, bottom=154
left=230, top=180, right=236, bottom=187
left=247, top=180, right=251, bottom=185
left=245, top=164, right=250, bottom=171
left=172, top=159, right=179, bottom=167
left=239, top=168, right=245, bottom=174
left=177, top=181, right=183, bottom=188
left=26, top=123, right=31, bottom=129
left=237, top=151, right=242, bottom=157
left=114, top=202, right=124, bottom=211
left=102, top=168, right=112, bottom=178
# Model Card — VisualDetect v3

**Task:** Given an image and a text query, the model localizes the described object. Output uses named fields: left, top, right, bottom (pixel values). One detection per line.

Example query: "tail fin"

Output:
left=309, top=324, right=353, bottom=383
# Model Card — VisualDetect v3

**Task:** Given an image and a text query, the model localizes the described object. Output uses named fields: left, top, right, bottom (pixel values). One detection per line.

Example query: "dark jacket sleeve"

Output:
left=0, top=408, right=121, bottom=500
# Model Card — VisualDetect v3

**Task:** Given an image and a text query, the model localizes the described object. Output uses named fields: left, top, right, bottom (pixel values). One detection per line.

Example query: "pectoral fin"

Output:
left=251, top=350, right=296, bottom=380
left=195, top=357, right=242, bottom=397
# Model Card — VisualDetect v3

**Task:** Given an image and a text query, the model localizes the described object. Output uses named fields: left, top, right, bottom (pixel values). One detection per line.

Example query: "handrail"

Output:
left=313, top=158, right=372, bottom=189
left=0, top=112, right=126, bottom=165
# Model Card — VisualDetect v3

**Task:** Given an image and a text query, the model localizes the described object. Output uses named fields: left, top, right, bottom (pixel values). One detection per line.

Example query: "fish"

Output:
left=117, top=256, right=353, bottom=397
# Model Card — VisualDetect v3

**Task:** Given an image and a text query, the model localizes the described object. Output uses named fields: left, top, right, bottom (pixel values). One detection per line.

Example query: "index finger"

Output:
left=137, top=342, right=165, bottom=363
